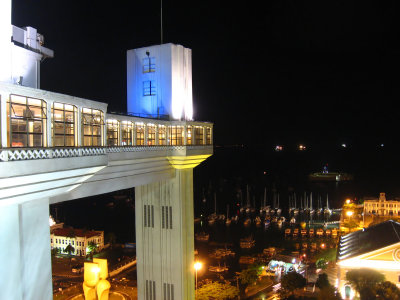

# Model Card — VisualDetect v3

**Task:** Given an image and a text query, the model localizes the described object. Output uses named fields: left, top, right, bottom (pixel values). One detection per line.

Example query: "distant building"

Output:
left=49, top=217, right=104, bottom=256
left=337, top=220, right=400, bottom=299
left=364, top=192, right=400, bottom=216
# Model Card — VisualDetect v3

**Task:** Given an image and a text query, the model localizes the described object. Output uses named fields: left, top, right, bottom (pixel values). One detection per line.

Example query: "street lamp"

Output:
left=194, top=261, right=202, bottom=292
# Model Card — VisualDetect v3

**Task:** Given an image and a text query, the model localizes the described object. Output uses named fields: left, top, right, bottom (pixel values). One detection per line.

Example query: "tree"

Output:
left=316, top=273, right=330, bottom=290
left=280, top=272, right=306, bottom=296
left=373, top=281, right=400, bottom=300
left=317, top=285, right=342, bottom=300
left=316, top=258, right=328, bottom=270
left=239, top=265, right=262, bottom=287
left=51, top=247, right=60, bottom=260
left=64, top=244, right=75, bottom=265
left=346, top=268, right=385, bottom=300
left=87, top=241, right=98, bottom=259
left=196, top=281, right=239, bottom=300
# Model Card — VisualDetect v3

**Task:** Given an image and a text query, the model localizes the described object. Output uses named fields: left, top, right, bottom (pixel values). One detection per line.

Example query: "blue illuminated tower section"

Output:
left=127, top=43, right=193, bottom=120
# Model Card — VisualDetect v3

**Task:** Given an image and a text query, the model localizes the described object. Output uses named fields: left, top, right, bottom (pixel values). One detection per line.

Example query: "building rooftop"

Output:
left=337, top=220, right=400, bottom=261
left=52, top=228, right=101, bottom=239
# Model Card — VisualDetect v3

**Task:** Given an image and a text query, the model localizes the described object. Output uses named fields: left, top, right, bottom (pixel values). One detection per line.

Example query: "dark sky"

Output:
left=11, top=1, right=400, bottom=148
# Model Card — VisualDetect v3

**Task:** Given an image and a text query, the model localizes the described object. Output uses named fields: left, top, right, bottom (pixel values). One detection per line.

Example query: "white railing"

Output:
left=0, top=145, right=213, bottom=162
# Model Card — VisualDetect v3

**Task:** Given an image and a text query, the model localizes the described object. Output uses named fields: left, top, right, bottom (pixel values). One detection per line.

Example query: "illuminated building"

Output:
left=50, top=223, right=104, bottom=256
left=337, top=220, right=400, bottom=299
left=127, top=44, right=193, bottom=120
left=364, top=192, right=400, bottom=216
left=0, top=2, right=212, bottom=299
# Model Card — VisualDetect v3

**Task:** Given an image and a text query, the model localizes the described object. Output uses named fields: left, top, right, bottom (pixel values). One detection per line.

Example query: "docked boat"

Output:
left=195, top=232, right=209, bottom=242
left=285, top=228, right=291, bottom=236
left=332, top=228, right=338, bottom=237
left=325, top=229, right=331, bottom=236
left=293, top=228, right=299, bottom=236
left=209, top=264, right=229, bottom=273
left=309, top=165, right=353, bottom=182
left=290, top=217, right=296, bottom=225
left=301, top=229, right=307, bottom=237
left=316, top=228, right=324, bottom=237
left=240, top=236, right=255, bottom=249
left=243, top=217, right=252, bottom=227
left=239, top=256, right=256, bottom=264
left=309, top=228, right=314, bottom=237
left=255, top=216, right=262, bottom=227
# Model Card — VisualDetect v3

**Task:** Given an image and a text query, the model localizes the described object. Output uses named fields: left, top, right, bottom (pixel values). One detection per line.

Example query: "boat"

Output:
left=332, top=228, right=338, bottom=237
left=290, top=217, right=296, bottom=225
left=225, top=205, right=231, bottom=226
left=309, top=228, right=314, bottom=237
left=285, top=228, right=291, bottom=236
left=231, top=215, right=239, bottom=223
left=293, top=228, right=299, bottom=236
left=325, top=229, right=331, bottom=236
left=208, top=193, right=218, bottom=225
left=255, top=216, right=262, bottom=227
left=264, top=218, right=270, bottom=228
left=324, top=194, right=332, bottom=215
left=243, top=217, right=251, bottom=227
left=316, top=228, right=324, bottom=237
left=239, top=256, right=256, bottom=264
left=240, top=236, right=255, bottom=249
left=301, top=229, right=307, bottom=237
left=209, top=264, right=229, bottom=273
left=195, top=232, right=209, bottom=242
left=309, top=164, right=353, bottom=182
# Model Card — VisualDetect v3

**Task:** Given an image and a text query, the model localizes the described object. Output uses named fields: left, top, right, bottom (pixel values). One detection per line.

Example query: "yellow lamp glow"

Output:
left=194, top=261, right=202, bottom=271
left=346, top=211, right=354, bottom=217
left=346, top=199, right=351, bottom=204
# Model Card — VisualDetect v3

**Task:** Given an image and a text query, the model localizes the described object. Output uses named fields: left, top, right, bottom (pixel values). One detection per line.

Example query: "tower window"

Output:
left=143, top=57, right=156, bottom=73
left=143, top=81, right=156, bottom=96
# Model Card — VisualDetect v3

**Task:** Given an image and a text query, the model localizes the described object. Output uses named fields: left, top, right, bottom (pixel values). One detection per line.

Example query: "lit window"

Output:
left=106, top=119, right=120, bottom=146
left=186, top=126, right=193, bottom=145
left=147, top=124, right=156, bottom=145
left=206, top=127, right=212, bottom=145
left=7, top=94, right=47, bottom=147
left=168, top=126, right=184, bottom=145
left=143, top=80, right=156, bottom=96
left=158, top=125, right=166, bottom=145
left=136, top=123, right=145, bottom=146
left=82, top=108, right=104, bottom=146
left=121, top=121, right=133, bottom=146
left=195, top=126, right=204, bottom=145
left=52, top=102, right=77, bottom=147
left=143, top=57, right=156, bottom=73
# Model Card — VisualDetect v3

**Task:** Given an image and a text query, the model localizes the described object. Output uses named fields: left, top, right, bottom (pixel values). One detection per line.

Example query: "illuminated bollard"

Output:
left=83, top=259, right=110, bottom=300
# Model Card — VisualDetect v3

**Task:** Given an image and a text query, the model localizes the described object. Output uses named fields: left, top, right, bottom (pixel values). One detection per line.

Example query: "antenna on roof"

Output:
left=160, top=0, right=163, bottom=44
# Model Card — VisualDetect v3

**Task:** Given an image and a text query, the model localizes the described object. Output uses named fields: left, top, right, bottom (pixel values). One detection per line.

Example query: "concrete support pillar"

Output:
left=0, top=198, right=52, bottom=300
left=135, top=168, right=195, bottom=300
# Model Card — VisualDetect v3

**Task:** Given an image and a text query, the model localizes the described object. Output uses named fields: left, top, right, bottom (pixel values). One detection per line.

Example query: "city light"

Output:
left=346, top=199, right=351, bottom=204
left=346, top=211, right=354, bottom=217
left=194, top=261, right=202, bottom=271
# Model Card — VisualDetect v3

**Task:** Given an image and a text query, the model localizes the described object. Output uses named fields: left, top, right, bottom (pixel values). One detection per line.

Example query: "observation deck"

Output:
left=0, top=81, right=213, bottom=206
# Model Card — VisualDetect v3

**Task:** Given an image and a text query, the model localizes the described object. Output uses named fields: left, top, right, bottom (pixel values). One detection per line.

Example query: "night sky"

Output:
left=11, top=1, right=400, bottom=148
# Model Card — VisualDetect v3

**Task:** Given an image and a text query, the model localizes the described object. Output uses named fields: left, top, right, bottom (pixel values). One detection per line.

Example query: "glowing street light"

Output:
left=194, top=261, right=202, bottom=291
left=346, top=211, right=354, bottom=217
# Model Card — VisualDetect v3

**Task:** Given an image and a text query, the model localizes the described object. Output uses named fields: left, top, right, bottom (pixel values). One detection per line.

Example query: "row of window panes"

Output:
left=6, top=95, right=212, bottom=147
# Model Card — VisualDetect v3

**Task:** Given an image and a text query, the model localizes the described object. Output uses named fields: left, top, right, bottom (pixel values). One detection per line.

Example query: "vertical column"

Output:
left=135, top=168, right=195, bottom=300
left=0, top=0, right=12, bottom=84
left=0, top=198, right=52, bottom=300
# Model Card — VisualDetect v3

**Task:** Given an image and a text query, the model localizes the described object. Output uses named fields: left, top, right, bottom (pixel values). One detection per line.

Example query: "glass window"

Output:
left=7, top=94, right=47, bottom=147
left=143, top=57, right=156, bottom=73
left=186, top=126, right=193, bottom=145
left=106, top=119, right=119, bottom=146
left=82, top=108, right=104, bottom=146
left=195, top=126, right=204, bottom=145
left=206, top=127, right=212, bottom=145
left=136, top=123, right=145, bottom=146
left=143, top=80, right=156, bottom=96
left=168, top=126, right=184, bottom=145
left=52, top=102, right=77, bottom=147
left=121, top=121, right=133, bottom=146
left=147, top=124, right=156, bottom=145
left=158, top=125, right=166, bottom=145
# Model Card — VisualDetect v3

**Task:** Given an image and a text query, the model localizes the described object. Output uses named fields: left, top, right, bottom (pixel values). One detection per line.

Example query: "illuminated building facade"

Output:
left=50, top=226, right=104, bottom=257
left=364, top=192, right=400, bottom=216
left=0, top=2, right=212, bottom=299
left=337, top=220, right=400, bottom=299
left=127, top=43, right=193, bottom=120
